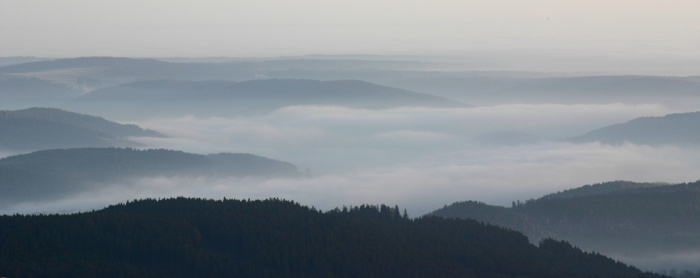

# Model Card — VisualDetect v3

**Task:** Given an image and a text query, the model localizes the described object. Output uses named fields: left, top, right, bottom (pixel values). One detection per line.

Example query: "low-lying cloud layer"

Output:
left=130, top=103, right=674, bottom=172
left=5, top=103, right=698, bottom=217
left=4, top=142, right=700, bottom=217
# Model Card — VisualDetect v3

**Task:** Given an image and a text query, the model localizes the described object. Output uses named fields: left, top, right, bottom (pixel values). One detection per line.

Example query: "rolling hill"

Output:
left=0, top=57, right=49, bottom=67
left=380, top=75, right=700, bottom=106
left=0, top=57, right=254, bottom=85
left=0, top=197, right=661, bottom=278
left=0, top=75, right=82, bottom=107
left=0, top=57, right=438, bottom=93
left=7, top=57, right=699, bottom=110
left=430, top=180, right=700, bottom=271
left=0, top=148, right=300, bottom=206
left=0, top=107, right=163, bottom=151
left=568, top=111, right=700, bottom=145
left=540, top=180, right=669, bottom=199
left=71, top=79, right=465, bottom=117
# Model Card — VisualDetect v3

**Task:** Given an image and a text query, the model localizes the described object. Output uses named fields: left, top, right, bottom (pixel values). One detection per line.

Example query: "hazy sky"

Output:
left=2, top=0, right=699, bottom=59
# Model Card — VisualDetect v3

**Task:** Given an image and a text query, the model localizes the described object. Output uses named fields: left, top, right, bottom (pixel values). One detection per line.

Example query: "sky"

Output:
left=2, top=0, right=700, bottom=60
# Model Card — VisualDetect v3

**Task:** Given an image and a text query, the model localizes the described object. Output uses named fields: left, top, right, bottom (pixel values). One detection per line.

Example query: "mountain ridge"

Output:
left=430, top=180, right=700, bottom=271
left=568, top=111, right=700, bottom=145
left=69, top=78, right=466, bottom=118
left=0, top=107, right=163, bottom=151
left=0, top=197, right=661, bottom=278
left=0, top=148, right=301, bottom=206
left=78, top=78, right=465, bottom=107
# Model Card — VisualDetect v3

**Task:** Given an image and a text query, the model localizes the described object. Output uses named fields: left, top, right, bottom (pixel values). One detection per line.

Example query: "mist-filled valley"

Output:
left=2, top=56, right=700, bottom=275
left=5, top=0, right=700, bottom=275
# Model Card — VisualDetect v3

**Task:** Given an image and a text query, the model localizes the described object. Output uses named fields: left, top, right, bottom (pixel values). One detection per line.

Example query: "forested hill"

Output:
left=72, top=79, right=465, bottom=117
left=0, top=76, right=82, bottom=105
left=568, top=111, right=700, bottom=145
left=0, top=107, right=163, bottom=151
left=0, top=197, right=661, bottom=278
left=430, top=180, right=700, bottom=257
left=541, top=180, right=669, bottom=199
left=0, top=148, right=300, bottom=205
left=1, top=107, right=163, bottom=137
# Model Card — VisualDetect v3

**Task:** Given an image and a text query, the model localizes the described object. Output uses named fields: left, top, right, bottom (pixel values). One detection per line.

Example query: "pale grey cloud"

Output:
left=5, top=103, right=697, bottom=216
left=130, top=103, right=673, bottom=172
left=4, top=142, right=700, bottom=217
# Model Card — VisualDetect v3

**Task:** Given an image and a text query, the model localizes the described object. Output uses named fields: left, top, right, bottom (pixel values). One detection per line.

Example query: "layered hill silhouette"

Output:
left=430, top=180, right=700, bottom=269
left=4, top=57, right=700, bottom=107
left=568, top=111, right=700, bottom=145
left=72, top=79, right=465, bottom=117
left=0, top=57, right=254, bottom=86
left=0, top=197, right=661, bottom=278
left=0, top=148, right=300, bottom=206
left=0, top=76, right=82, bottom=107
left=0, top=57, right=434, bottom=79
left=540, top=180, right=670, bottom=199
left=8, top=57, right=698, bottom=111
left=382, top=75, right=700, bottom=106
left=0, top=57, right=436, bottom=93
left=0, top=57, right=49, bottom=67
left=0, top=107, right=163, bottom=151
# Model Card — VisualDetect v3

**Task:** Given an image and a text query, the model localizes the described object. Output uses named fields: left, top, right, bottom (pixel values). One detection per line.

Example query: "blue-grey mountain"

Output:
left=430, top=180, right=700, bottom=271
left=0, top=148, right=300, bottom=206
left=568, top=111, right=700, bottom=145
left=0, top=107, right=162, bottom=151
left=0, top=197, right=662, bottom=278
left=72, top=79, right=465, bottom=118
left=0, top=76, right=82, bottom=107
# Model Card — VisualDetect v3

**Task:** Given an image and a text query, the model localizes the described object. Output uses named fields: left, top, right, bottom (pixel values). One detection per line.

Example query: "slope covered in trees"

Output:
left=0, top=108, right=162, bottom=151
left=541, top=180, right=670, bottom=199
left=0, top=74, right=81, bottom=110
left=0, top=148, right=300, bottom=205
left=0, top=76, right=82, bottom=106
left=568, top=111, right=700, bottom=145
left=0, top=197, right=661, bottom=278
left=430, top=181, right=700, bottom=265
left=1, top=107, right=163, bottom=137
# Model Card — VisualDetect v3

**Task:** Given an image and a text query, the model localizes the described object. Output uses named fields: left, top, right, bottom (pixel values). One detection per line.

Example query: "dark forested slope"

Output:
left=431, top=180, right=700, bottom=255
left=0, top=148, right=300, bottom=205
left=541, top=180, right=669, bottom=199
left=0, top=198, right=661, bottom=278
